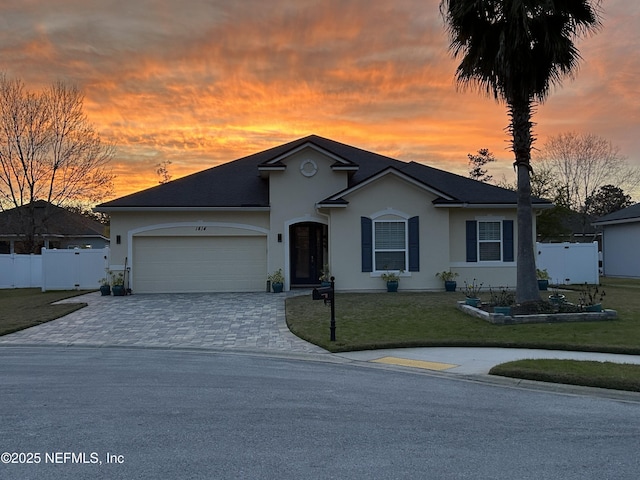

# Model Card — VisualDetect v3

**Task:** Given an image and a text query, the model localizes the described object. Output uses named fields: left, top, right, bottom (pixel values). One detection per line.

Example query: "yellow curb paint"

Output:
left=372, top=356, right=458, bottom=371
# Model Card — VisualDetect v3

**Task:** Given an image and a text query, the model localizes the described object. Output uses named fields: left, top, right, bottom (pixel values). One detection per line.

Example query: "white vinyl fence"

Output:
left=0, top=254, right=42, bottom=288
left=0, top=248, right=110, bottom=291
left=536, top=242, right=599, bottom=285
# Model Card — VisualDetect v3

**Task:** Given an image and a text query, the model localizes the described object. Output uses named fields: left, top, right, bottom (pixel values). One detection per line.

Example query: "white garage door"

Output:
left=133, top=236, right=267, bottom=293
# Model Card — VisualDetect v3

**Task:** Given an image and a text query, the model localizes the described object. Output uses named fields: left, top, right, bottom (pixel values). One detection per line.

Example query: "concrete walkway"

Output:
left=335, top=347, right=640, bottom=375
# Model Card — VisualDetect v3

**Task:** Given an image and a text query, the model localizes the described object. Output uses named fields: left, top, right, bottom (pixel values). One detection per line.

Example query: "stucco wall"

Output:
left=448, top=208, right=519, bottom=289
left=326, top=173, right=450, bottom=291
left=268, top=148, right=349, bottom=286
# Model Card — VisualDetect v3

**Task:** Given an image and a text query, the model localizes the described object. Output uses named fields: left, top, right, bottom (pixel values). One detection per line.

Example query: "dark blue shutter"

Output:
left=466, top=220, right=477, bottom=262
left=503, top=220, right=514, bottom=262
left=361, top=217, right=373, bottom=272
left=408, top=216, right=419, bottom=272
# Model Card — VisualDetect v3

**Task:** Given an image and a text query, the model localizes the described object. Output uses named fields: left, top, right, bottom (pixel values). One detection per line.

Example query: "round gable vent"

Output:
left=300, top=159, right=318, bottom=177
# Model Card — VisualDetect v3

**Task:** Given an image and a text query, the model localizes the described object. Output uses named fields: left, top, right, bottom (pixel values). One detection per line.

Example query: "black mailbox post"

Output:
left=312, top=277, right=336, bottom=341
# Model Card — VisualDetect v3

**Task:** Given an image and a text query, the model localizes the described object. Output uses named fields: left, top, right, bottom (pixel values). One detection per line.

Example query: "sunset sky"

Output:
left=2, top=0, right=638, bottom=200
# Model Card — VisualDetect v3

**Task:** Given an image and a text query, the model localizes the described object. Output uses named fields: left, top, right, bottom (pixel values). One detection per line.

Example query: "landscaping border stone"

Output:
left=456, top=301, right=618, bottom=325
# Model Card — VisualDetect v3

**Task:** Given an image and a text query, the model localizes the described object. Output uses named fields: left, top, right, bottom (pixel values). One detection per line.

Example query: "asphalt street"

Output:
left=1, top=347, right=639, bottom=480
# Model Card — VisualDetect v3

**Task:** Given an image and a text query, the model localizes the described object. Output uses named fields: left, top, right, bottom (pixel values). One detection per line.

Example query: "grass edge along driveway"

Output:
left=0, top=288, right=91, bottom=336
left=286, top=277, right=640, bottom=392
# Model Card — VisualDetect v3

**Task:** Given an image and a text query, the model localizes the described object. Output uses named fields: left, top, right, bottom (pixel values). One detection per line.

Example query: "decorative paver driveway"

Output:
left=0, top=291, right=327, bottom=353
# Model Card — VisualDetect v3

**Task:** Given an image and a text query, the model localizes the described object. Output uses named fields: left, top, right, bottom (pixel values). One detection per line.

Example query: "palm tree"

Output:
left=440, top=0, right=602, bottom=303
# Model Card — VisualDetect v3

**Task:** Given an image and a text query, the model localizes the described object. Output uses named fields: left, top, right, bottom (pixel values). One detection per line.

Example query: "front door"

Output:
left=290, top=222, right=327, bottom=286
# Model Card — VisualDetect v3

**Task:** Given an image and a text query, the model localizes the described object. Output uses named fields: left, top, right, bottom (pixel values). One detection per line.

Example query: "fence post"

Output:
left=41, top=248, right=48, bottom=292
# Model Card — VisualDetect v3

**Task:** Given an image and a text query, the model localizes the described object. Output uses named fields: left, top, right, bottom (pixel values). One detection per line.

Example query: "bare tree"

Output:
left=0, top=74, right=115, bottom=251
left=496, top=161, right=558, bottom=201
left=497, top=163, right=574, bottom=242
left=537, top=132, right=640, bottom=212
left=44, top=81, right=115, bottom=205
left=496, top=133, right=637, bottom=241
left=0, top=75, right=115, bottom=209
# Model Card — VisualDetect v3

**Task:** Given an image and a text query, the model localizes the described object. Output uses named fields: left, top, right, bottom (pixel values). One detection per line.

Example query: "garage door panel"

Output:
left=133, top=236, right=267, bottom=293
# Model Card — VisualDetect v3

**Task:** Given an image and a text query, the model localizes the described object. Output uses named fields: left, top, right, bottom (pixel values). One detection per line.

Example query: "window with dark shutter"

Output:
left=361, top=217, right=373, bottom=272
left=466, top=219, right=514, bottom=262
left=466, top=220, right=477, bottom=262
left=503, top=220, right=514, bottom=262
left=408, top=216, right=419, bottom=272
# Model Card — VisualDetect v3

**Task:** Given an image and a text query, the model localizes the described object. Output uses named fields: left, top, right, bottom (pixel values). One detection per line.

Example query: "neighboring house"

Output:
left=592, top=203, right=640, bottom=278
left=0, top=200, right=109, bottom=254
left=95, top=135, right=552, bottom=293
left=537, top=208, right=600, bottom=244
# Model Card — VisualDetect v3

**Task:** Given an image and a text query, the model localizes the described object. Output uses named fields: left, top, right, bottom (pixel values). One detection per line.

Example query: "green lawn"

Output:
left=489, top=359, right=640, bottom=393
left=286, top=277, right=640, bottom=353
left=0, top=288, right=92, bottom=336
left=286, top=277, right=640, bottom=391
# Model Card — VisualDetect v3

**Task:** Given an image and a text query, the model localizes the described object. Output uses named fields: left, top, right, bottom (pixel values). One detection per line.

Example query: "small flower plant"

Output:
left=463, top=279, right=483, bottom=298
left=436, top=270, right=459, bottom=282
left=319, top=264, right=331, bottom=282
left=268, top=268, right=285, bottom=284
left=536, top=268, right=550, bottom=280
left=381, top=270, right=403, bottom=282
left=99, top=268, right=113, bottom=286
left=110, top=271, right=124, bottom=286
left=489, top=286, right=515, bottom=307
left=577, top=283, right=605, bottom=307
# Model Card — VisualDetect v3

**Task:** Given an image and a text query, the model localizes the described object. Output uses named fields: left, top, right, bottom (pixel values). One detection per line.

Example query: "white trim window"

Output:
left=478, top=221, right=502, bottom=261
left=465, top=218, right=513, bottom=263
left=374, top=220, right=407, bottom=271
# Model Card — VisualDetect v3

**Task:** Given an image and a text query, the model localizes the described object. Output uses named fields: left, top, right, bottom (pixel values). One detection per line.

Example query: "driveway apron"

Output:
left=0, top=292, right=327, bottom=353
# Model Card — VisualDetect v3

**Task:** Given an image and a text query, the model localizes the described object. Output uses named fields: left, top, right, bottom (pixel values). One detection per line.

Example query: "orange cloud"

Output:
left=1, top=0, right=638, bottom=200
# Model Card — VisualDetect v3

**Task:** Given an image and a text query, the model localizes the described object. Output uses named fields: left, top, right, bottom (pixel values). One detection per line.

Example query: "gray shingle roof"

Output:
left=592, top=203, right=640, bottom=225
left=0, top=201, right=107, bottom=237
left=96, top=135, right=551, bottom=209
left=398, top=162, right=529, bottom=205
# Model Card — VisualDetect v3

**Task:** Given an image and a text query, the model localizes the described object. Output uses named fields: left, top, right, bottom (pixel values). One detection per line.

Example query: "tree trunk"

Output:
left=510, top=99, right=542, bottom=304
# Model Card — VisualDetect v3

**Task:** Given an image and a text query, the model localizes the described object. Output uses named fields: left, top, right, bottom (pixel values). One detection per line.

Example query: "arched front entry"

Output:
left=289, top=222, right=328, bottom=287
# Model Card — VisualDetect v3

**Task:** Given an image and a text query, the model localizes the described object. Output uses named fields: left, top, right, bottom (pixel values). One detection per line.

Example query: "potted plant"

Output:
left=548, top=284, right=565, bottom=305
left=319, top=264, right=331, bottom=287
left=578, top=283, right=605, bottom=312
left=463, top=279, right=483, bottom=307
left=381, top=270, right=402, bottom=292
left=268, top=268, right=285, bottom=293
left=436, top=270, right=459, bottom=292
left=99, top=276, right=111, bottom=296
left=111, top=272, right=125, bottom=296
left=489, top=286, right=515, bottom=316
left=536, top=268, right=550, bottom=291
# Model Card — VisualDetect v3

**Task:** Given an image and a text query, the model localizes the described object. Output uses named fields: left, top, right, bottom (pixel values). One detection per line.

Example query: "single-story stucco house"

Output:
left=592, top=203, right=640, bottom=278
left=95, top=135, right=552, bottom=293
